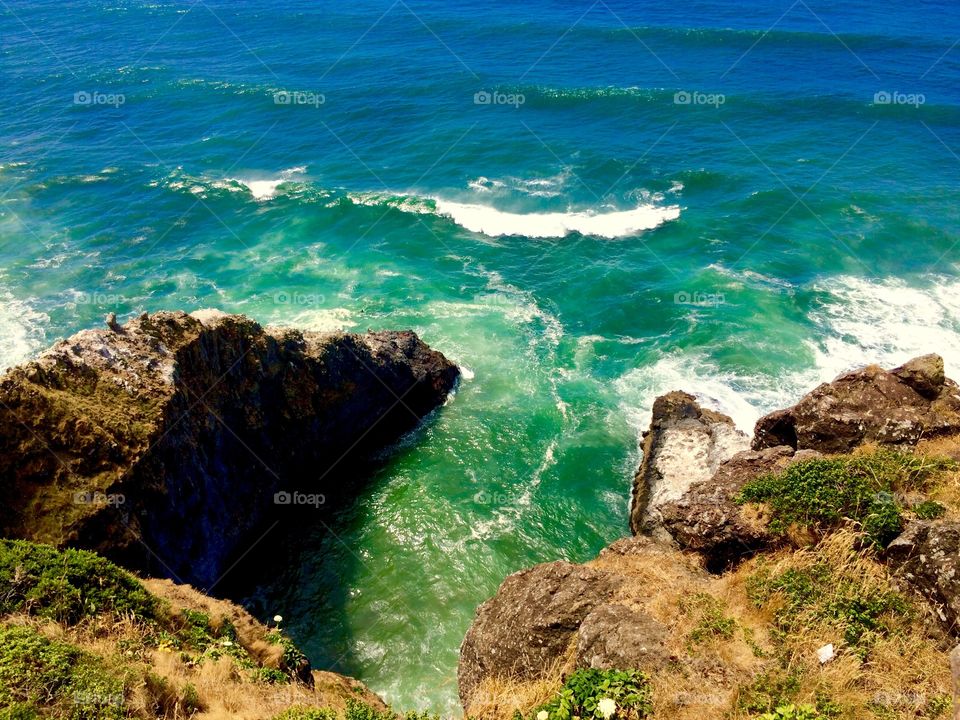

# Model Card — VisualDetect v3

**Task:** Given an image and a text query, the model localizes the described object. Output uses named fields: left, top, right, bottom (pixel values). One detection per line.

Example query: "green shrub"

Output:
left=757, top=705, right=822, bottom=720
left=0, top=624, right=128, bottom=719
left=0, top=540, right=157, bottom=625
left=272, top=709, right=338, bottom=720
left=527, top=669, right=652, bottom=720
left=913, top=500, right=947, bottom=520
left=344, top=699, right=396, bottom=720
left=737, top=450, right=953, bottom=548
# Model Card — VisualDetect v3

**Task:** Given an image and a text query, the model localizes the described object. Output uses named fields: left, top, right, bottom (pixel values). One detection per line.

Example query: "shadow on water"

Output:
left=214, top=417, right=443, bottom=681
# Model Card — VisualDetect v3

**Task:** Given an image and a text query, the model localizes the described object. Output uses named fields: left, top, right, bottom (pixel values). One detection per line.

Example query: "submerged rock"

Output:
left=753, top=354, right=960, bottom=454
left=0, top=310, right=459, bottom=588
left=629, top=391, right=749, bottom=536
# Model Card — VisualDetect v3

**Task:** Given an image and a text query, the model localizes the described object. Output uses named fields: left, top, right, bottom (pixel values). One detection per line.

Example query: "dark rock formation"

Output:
left=887, top=520, right=960, bottom=634
left=753, top=354, right=960, bottom=454
left=659, top=445, right=801, bottom=571
left=630, top=391, right=748, bottom=536
left=457, top=561, right=623, bottom=708
left=0, top=310, right=459, bottom=589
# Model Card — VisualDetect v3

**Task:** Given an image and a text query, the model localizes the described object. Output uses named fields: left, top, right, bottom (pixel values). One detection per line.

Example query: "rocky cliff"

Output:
left=459, top=355, right=960, bottom=720
left=0, top=310, right=459, bottom=589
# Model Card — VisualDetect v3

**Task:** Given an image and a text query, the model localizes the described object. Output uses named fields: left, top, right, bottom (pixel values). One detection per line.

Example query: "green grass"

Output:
left=0, top=540, right=158, bottom=625
left=0, top=624, right=131, bottom=719
left=746, top=560, right=911, bottom=658
left=682, top=593, right=737, bottom=646
left=736, top=450, right=954, bottom=548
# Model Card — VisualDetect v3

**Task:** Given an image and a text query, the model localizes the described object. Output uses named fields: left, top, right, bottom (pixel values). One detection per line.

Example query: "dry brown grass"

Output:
left=464, top=652, right=571, bottom=720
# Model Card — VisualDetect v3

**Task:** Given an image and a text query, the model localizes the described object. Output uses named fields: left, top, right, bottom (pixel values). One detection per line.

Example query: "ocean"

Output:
left=2, top=0, right=960, bottom=713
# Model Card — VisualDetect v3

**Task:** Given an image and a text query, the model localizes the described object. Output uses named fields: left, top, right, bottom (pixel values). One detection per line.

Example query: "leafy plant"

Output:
left=528, top=669, right=652, bottom=720
left=913, top=500, right=947, bottom=520
left=757, top=705, right=822, bottom=720
left=736, top=450, right=953, bottom=548
left=272, top=709, right=338, bottom=720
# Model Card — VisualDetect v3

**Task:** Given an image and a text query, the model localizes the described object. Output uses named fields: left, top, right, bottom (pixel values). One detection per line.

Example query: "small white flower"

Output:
left=221, top=639, right=233, bottom=646
left=597, top=698, right=616, bottom=719
left=537, top=711, right=549, bottom=720
left=273, top=614, right=283, bottom=623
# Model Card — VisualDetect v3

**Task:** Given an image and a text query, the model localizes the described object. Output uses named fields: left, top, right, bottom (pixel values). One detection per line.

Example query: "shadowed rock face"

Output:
left=629, top=391, right=749, bottom=536
left=753, top=354, right=960, bottom=454
left=0, top=310, right=459, bottom=589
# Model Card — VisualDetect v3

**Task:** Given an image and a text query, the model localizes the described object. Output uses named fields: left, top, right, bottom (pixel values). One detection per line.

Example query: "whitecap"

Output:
left=432, top=199, right=680, bottom=239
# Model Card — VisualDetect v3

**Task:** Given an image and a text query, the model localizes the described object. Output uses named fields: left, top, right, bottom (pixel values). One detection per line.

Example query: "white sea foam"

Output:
left=615, top=274, right=960, bottom=437
left=0, top=291, right=48, bottom=372
left=432, top=199, right=680, bottom=239
left=228, top=166, right=307, bottom=201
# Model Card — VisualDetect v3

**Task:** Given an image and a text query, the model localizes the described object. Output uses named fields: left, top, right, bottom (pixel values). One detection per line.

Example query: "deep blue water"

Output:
left=2, top=1, right=960, bottom=713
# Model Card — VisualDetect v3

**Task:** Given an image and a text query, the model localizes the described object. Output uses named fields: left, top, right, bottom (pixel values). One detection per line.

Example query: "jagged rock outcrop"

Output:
left=887, top=520, right=960, bottom=634
left=659, top=445, right=798, bottom=571
left=753, top=354, right=960, bottom=454
left=458, top=537, right=716, bottom=712
left=0, top=310, right=459, bottom=588
left=629, top=391, right=749, bottom=536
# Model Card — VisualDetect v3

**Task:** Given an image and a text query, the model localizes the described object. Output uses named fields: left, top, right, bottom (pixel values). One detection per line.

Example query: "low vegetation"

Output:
left=519, top=669, right=653, bottom=720
left=737, top=448, right=955, bottom=547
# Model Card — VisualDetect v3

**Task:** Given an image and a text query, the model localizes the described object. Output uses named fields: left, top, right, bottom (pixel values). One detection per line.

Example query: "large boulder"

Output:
left=0, top=310, right=459, bottom=588
left=887, top=520, right=960, bottom=633
left=659, top=445, right=803, bottom=571
left=630, top=391, right=749, bottom=536
left=753, top=355, right=960, bottom=454
left=457, top=561, right=623, bottom=709
left=575, top=603, right=671, bottom=671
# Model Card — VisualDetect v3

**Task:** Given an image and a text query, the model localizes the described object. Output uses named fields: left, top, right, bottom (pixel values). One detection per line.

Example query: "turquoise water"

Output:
left=3, top=0, right=960, bottom=713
